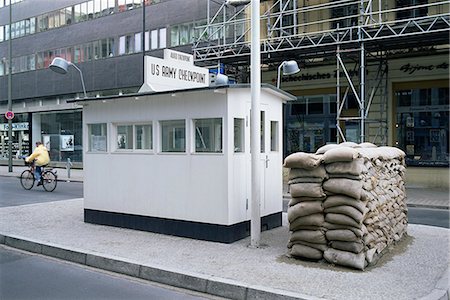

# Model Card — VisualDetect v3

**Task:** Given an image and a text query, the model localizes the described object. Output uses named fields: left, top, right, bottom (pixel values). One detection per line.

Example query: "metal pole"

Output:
left=142, top=0, right=146, bottom=80
left=7, top=1, right=12, bottom=172
left=359, top=0, right=365, bottom=143
left=70, top=63, right=87, bottom=98
left=250, top=0, right=261, bottom=248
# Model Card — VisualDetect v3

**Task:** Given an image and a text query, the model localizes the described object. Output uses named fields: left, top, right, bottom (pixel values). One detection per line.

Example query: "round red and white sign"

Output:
left=5, top=111, right=14, bottom=120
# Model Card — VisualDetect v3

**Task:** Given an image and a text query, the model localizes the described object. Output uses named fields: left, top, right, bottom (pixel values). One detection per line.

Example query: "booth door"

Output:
left=260, top=107, right=282, bottom=214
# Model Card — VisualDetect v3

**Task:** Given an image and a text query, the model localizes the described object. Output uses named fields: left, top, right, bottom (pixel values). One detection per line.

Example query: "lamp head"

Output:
left=282, top=60, right=300, bottom=76
left=49, top=57, right=71, bottom=74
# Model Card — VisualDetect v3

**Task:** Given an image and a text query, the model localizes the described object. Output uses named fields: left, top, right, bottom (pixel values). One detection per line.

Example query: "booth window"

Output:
left=88, top=123, right=107, bottom=152
left=234, top=118, right=245, bottom=153
left=271, top=121, right=279, bottom=151
left=136, top=124, right=152, bottom=150
left=161, top=120, right=185, bottom=152
left=194, top=118, right=222, bottom=153
left=117, top=125, right=133, bottom=150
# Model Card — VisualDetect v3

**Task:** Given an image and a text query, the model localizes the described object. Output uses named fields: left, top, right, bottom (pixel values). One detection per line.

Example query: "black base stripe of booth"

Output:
left=84, top=209, right=282, bottom=243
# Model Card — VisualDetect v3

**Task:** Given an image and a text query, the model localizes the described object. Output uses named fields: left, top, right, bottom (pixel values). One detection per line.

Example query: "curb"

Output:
left=1, top=233, right=447, bottom=300
left=0, top=234, right=323, bottom=300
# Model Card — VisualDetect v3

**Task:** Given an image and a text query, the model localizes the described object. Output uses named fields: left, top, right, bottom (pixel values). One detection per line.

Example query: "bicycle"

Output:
left=20, top=158, right=58, bottom=192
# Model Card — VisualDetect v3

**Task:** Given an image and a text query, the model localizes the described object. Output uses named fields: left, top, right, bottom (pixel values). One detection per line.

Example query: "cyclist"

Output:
left=25, top=141, right=50, bottom=186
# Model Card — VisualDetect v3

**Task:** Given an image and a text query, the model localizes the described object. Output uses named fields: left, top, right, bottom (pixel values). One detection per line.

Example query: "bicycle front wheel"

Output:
left=42, top=171, right=57, bottom=192
left=20, top=170, right=35, bottom=190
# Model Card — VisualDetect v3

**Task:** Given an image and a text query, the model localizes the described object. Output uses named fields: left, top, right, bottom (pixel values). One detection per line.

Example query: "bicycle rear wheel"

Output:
left=20, top=170, right=35, bottom=190
left=42, top=171, right=57, bottom=192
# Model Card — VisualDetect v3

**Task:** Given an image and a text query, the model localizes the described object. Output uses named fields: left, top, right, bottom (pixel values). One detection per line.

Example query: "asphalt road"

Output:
left=0, top=176, right=83, bottom=207
left=0, top=245, right=213, bottom=300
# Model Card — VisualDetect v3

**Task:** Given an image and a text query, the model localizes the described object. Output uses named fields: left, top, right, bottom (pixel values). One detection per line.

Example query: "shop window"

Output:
left=116, top=125, right=133, bottom=150
left=396, top=87, right=449, bottom=166
left=194, top=118, right=222, bottom=153
left=271, top=121, right=279, bottom=151
left=88, top=123, right=107, bottom=152
left=161, top=120, right=185, bottom=152
left=234, top=118, right=245, bottom=153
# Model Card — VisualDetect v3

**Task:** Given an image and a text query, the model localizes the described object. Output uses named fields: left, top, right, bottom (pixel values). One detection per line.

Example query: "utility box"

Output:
left=76, top=84, right=294, bottom=243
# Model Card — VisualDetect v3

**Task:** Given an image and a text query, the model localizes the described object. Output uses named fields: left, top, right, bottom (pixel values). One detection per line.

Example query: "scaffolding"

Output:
left=193, top=0, right=450, bottom=144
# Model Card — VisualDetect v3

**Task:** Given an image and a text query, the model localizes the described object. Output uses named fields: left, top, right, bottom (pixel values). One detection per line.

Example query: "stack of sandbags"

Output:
left=284, top=143, right=407, bottom=270
left=284, top=152, right=328, bottom=260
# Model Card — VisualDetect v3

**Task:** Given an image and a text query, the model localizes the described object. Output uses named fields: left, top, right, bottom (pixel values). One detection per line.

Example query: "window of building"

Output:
left=396, top=0, right=428, bottom=20
left=151, top=30, right=158, bottom=49
left=159, top=28, right=167, bottom=48
left=116, top=125, right=133, bottom=150
left=161, top=120, right=185, bottom=152
left=234, top=118, right=245, bottom=153
left=88, top=123, right=107, bottom=152
left=396, top=86, right=449, bottom=166
left=330, top=0, right=358, bottom=29
left=194, top=118, right=222, bottom=153
left=271, top=121, right=279, bottom=151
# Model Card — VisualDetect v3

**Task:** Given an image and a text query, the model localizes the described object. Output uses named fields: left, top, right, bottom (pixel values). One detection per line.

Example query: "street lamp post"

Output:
left=7, top=1, right=12, bottom=172
left=250, top=0, right=261, bottom=248
left=49, top=57, right=87, bottom=98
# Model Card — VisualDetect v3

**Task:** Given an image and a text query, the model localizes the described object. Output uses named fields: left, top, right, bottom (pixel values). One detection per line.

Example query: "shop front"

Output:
left=264, top=53, right=449, bottom=188
left=0, top=113, right=31, bottom=160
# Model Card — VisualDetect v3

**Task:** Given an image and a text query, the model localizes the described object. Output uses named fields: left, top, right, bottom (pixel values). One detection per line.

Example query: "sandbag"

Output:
left=323, top=178, right=363, bottom=199
left=324, top=248, right=366, bottom=270
left=323, top=195, right=367, bottom=214
left=325, top=213, right=361, bottom=228
left=289, top=196, right=326, bottom=207
left=288, top=202, right=324, bottom=222
left=291, top=241, right=329, bottom=252
left=289, top=213, right=325, bottom=231
left=290, top=182, right=326, bottom=198
left=289, top=230, right=327, bottom=244
left=358, top=142, right=377, bottom=148
left=315, top=144, right=339, bottom=154
left=289, top=166, right=328, bottom=180
left=330, top=241, right=364, bottom=254
left=290, top=244, right=323, bottom=260
left=323, top=222, right=364, bottom=237
left=284, top=152, right=322, bottom=169
left=324, top=205, right=364, bottom=224
left=322, top=147, right=359, bottom=164
left=288, top=177, right=324, bottom=184
left=325, top=229, right=359, bottom=242
left=325, top=158, right=366, bottom=176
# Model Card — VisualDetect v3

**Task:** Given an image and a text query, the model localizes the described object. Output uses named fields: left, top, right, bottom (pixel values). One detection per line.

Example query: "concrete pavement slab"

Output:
left=0, top=199, right=448, bottom=300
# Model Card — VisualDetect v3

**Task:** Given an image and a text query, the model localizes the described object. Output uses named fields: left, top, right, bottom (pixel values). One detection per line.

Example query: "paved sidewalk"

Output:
left=0, top=165, right=449, bottom=299
left=0, top=199, right=448, bottom=300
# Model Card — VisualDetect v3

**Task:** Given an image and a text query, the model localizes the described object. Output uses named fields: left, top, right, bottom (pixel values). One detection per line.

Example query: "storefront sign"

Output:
left=0, top=122, right=29, bottom=131
left=139, top=52, right=209, bottom=93
left=400, top=62, right=449, bottom=75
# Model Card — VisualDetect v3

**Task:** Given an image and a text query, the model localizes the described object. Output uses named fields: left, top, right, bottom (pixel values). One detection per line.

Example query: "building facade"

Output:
left=0, top=0, right=449, bottom=187
left=0, top=0, right=215, bottom=167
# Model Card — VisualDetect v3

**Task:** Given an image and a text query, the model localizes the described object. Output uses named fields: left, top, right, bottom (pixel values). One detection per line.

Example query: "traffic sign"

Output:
left=5, top=111, right=14, bottom=120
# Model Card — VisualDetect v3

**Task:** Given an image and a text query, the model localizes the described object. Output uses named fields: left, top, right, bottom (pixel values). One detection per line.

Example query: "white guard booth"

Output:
left=75, top=84, right=294, bottom=243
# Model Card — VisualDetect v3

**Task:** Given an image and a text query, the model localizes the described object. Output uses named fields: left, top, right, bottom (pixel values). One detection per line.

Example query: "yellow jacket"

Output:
left=26, top=145, right=50, bottom=166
